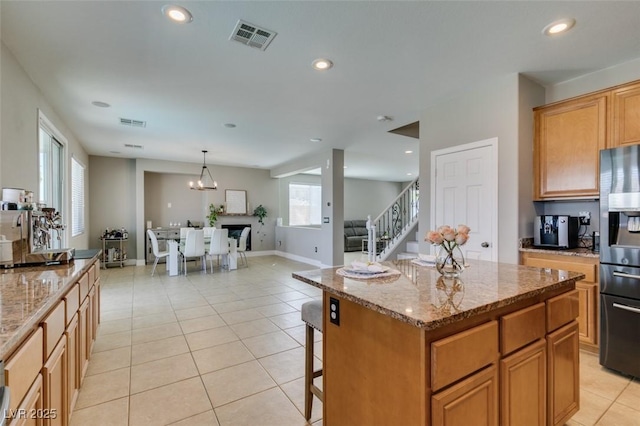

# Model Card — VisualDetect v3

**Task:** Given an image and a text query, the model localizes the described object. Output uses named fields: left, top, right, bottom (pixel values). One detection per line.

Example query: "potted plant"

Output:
left=206, top=203, right=218, bottom=226
left=253, top=204, right=267, bottom=224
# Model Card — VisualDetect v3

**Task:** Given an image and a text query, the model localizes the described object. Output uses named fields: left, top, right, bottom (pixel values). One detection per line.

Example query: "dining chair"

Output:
left=147, top=229, right=169, bottom=276
left=179, top=229, right=206, bottom=275
left=202, top=226, right=215, bottom=239
left=206, top=228, right=229, bottom=272
left=179, top=227, right=191, bottom=241
left=237, top=227, right=250, bottom=267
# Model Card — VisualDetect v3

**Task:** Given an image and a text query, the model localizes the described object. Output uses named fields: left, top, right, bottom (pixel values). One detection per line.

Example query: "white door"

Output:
left=430, top=138, right=498, bottom=261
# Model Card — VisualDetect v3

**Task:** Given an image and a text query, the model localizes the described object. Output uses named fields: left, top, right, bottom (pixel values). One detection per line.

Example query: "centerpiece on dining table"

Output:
left=425, top=224, right=470, bottom=278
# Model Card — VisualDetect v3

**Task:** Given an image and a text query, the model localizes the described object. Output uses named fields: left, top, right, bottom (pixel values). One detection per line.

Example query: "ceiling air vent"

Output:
left=119, top=118, right=146, bottom=128
left=124, top=144, right=144, bottom=150
left=229, top=20, right=277, bottom=51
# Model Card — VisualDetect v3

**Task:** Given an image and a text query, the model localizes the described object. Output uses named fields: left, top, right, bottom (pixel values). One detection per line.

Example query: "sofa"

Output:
left=344, top=220, right=368, bottom=252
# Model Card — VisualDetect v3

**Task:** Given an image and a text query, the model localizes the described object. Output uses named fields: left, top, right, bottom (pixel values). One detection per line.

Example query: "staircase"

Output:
left=366, top=178, right=419, bottom=261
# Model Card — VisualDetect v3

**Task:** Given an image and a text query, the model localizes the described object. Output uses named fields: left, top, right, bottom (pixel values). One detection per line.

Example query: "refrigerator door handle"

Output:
left=613, top=302, right=640, bottom=314
left=612, top=271, right=640, bottom=280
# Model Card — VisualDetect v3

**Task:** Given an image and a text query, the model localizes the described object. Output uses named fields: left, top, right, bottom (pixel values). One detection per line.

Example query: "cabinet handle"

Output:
left=612, top=271, right=640, bottom=280
left=613, top=303, right=640, bottom=314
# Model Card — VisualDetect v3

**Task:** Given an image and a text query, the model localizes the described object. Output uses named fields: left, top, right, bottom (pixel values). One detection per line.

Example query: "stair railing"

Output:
left=368, top=177, right=419, bottom=260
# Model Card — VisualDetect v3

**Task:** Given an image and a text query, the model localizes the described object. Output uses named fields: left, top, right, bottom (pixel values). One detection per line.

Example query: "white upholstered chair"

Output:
left=147, top=229, right=169, bottom=276
left=237, top=227, right=250, bottom=267
left=202, top=226, right=215, bottom=239
left=179, top=229, right=206, bottom=275
left=206, top=228, right=229, bottom=272
left=179, top=227, right=190, bottom=240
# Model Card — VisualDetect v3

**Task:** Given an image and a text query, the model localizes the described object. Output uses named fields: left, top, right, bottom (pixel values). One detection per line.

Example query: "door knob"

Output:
left=481, top=242, right=489, bottom=248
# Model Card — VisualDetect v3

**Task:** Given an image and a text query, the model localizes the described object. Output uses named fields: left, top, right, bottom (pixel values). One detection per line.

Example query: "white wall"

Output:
left=546, top=57, right=640, bottom=103
left=1, top=42, right=90, bottom=249
left=419, top=74, right=543, bottom=264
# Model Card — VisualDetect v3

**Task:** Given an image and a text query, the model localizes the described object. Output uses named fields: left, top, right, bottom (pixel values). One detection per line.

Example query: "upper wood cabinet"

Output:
left=612, top=81, right=640, bottom=147
left=534, top=78, right=640, bottom=200
left=534, top=92, right=609, bottom=200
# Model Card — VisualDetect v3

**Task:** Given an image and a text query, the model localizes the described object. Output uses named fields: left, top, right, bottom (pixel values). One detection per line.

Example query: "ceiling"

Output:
left=2, top=1, right=640, bottom=182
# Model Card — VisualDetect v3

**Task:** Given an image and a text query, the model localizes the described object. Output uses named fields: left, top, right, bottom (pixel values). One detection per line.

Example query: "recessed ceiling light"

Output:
left=542, top=18, right=575, bottom=36
left=310, top=138, right=322, bottom=143
left=377, top=115, right=393, bottom=122
left=224, top=123, right=236, bottom=128
left=162, top=5, right=193, bottom=23
left=406, top=173, right=413, bottom=176
left=92, top=101, right=110, bottom=108
left=405, top=150, right=413, bottom=154
left=312, top=58, right=333, bottom=71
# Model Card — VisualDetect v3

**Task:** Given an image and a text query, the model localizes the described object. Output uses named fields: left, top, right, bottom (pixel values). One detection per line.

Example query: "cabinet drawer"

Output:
left=64, top=284, right=79, bottom=326
left=41, top=301, right=65, bottom=360
left=547, top=290, right=579, bottom=332
left=5, top=328, right=44, bottom=416
left=431, top=321, right=499, bottom=392
left=78, top=273, right=89, bottom=302
left=501, top=303, right=546, bottom=355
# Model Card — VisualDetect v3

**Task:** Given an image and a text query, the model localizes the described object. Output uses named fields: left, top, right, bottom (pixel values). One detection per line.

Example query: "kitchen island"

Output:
left=0, top=254, right=101, bottom=425
left=293, top=259, right=584, bottom=426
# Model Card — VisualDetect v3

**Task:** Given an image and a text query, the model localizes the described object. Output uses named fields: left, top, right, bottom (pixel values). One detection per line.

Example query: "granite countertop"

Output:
left=292, top=259, right=584, bottom=331
left=0, top=256, right=98, bottom=359
left=519, top=246, right=600, bottom=259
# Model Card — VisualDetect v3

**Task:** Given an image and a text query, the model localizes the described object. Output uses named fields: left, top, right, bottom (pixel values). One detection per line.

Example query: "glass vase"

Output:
left=435, top=245, right=465, bottom=278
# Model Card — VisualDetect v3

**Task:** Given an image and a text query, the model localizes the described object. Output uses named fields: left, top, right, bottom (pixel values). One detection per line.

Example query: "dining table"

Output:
left=166, top=236, right=238, bottom=276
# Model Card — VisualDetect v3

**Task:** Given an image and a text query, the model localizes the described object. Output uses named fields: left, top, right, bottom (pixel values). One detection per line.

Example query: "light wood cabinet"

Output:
left=324, top=286, right=579, bottom=426
left=500, top=339, right=546, bottom=426
left=65, top=313, right=79, bottom=420
left=78, top=298, right=90, bottom=384
left=534, top=92, right=608, bottom=200
left=11, top=374, right=44, bottom=426
left=432, top=365, right=498, bottom=426
left=520, top=252, right=599, bottom=350
left=42, top=338, right=66, bottom=426
left=612, top=81, right=640, bottom=147
left=547, top=321, right=580, bottom=426
left=5, top=328, right=44, bottom=419
left=533, top=78, right=640, bottom=200
left=3, top=258, right=100, bottom=426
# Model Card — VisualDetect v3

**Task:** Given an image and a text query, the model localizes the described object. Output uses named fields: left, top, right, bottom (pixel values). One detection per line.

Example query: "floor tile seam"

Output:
left=611, top=393, right=640, bottom=413
left=70, top=395, right=130, bottom=418
left=130, top=337, right=191, bottom=365
left=277, top=382, right=307, bottom=418
left=128, top=369, right=201, bottom=397
left=580, top=388, right=619, bottom=424
left=191, top=353, right=235, bottom=418
left=210, top=382, right=280, bottom=410
left=165, top=409, right=219, bottom=426
left=580, top=377, right=632, bottom=403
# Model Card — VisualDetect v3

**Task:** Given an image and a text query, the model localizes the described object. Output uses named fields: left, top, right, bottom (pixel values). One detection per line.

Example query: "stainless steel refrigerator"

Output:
left=599, top=145, right=640, bottom=377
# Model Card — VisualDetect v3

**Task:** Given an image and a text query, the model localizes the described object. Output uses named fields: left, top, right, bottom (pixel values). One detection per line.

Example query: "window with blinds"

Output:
left=71, top=157, right=85, bottom=236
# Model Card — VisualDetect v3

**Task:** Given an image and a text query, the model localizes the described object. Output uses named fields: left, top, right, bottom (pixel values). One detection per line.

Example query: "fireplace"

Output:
left=221, top=224, right=251, bottom=251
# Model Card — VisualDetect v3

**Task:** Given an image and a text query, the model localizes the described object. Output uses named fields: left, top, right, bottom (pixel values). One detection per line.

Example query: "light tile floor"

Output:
left=72, top=255, right=639, bottom=425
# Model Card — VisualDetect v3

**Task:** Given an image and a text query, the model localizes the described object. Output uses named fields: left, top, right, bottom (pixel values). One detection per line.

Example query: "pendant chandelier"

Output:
left=189, top=150, right=218, bottom=190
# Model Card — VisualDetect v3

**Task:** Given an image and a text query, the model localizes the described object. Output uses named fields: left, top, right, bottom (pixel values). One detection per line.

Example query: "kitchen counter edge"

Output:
left=0, top=254, right=100, bottom=360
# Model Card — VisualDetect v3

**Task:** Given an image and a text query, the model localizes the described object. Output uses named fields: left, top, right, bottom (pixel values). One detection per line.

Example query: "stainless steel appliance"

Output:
left=0, top=210, right=74, bottom=267
left=533, top=215, right=579, bottom=249
left=599, top=145, right=640, bottom=377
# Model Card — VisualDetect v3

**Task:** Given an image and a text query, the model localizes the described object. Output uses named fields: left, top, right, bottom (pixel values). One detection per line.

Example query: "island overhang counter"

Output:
left=293, top=259, right=584, bottom=426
